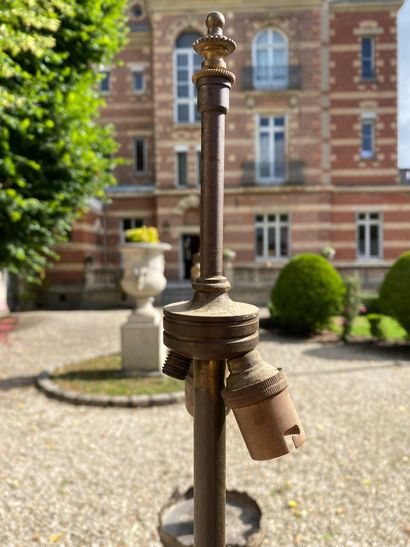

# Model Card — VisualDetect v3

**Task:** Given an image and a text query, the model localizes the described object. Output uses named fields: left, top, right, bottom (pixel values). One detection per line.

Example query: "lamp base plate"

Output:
left=158, top=487, right=264, bottom=547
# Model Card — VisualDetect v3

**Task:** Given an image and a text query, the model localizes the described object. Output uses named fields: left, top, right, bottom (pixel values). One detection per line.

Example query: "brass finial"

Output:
left=192, top=11, right=236, bottom=74
left=206, top=11, right=225, bottom=35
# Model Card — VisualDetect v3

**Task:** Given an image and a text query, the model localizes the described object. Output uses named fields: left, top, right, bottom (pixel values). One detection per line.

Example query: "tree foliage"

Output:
left=0, top=0, right=128, bottom=282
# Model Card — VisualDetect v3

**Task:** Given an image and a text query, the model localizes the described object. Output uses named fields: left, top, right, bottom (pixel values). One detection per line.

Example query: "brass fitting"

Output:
left=222, top=349, right=305, bottom=461
left=162, top=351, right=192, bottom=380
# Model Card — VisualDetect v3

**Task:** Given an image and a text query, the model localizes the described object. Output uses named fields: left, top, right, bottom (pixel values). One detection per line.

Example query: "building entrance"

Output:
left=181, top=234, right=200, bottom=280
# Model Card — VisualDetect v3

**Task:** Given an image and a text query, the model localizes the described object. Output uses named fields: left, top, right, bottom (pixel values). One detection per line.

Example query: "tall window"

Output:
left=134, top=138, right=146, bottom=173
left=361, top=37, right=375, bottom=80
left=176, top=149, right=188, bottom=186
left=196, top=147, right=202, bottom=185
left=99, top=70, right=110, bottom=93
left=132, top=69, right=144, bottom=92
left=255, top=213, right=290, bottom=259
left=257, top=116, right=286, bottom=183
left=252, top=29, right=288, bottom=89
left=357, top=212, right=382, bottom=259
left=174, top=32, right=202, bottom=123
left=361, top=117, right=375, bottom=159
left=120, top=218, right=144, bottom=242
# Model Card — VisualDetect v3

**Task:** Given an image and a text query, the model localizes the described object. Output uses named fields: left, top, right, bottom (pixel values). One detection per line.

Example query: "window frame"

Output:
left=255, top=114, right=287, bottom=184
left=361, top=37, right=375, bottom=80
left=98, top=70, right=111, bottom=94
left=134, top=138, right=147, bottom=174
left=175, top=146, right=188, bottom=187
left=130, top=3, right=143, bottom=19
left=356, top=211, right=383, bottom=260
left=361, top=115, right=376, bottom=159
left=120, top=218, right=144, bottom=243
left=174, top=33, right=202, bottom=124
left=131, top=69, right=145, bottom=93
left=195, top=145, right=201, bottom=186
left=252, top=28, right=289, bottom=90
left=254, top=213, right=291, bottom=260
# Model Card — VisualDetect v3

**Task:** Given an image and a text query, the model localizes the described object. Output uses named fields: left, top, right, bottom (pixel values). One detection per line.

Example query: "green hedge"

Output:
left=379, top=251, right=410, bottom=335
left=271, top=254, right=345, bottom=334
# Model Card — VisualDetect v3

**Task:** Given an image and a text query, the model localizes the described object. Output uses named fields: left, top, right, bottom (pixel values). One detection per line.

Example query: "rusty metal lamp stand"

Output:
left=161, top=13, right=305, bottom=547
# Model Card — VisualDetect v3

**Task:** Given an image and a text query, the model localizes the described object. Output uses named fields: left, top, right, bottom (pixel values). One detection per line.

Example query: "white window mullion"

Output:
left=357, top=212, right=381, bottom=259
left=190, top=52, right=195, bottom=118
left=255, top=213, right=290, bottom=259
left=175, top=34, right=201, bottom=123
left=264, top=217, right=269, bottom=258
left=364, top=222, right=370, bottom=258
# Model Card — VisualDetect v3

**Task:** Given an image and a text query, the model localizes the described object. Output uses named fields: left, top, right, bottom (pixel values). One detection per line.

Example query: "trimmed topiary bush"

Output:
left=379, top=251, right=410, bottom=335
left=271, top=253, right=345, bottom=334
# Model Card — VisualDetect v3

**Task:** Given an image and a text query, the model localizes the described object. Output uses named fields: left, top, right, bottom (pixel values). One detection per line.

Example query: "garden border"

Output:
left=36, top=368, right=185, bottom=408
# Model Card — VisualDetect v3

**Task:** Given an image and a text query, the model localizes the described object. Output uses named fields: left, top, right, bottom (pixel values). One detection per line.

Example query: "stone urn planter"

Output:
left=120, top=239, right=171, bottom=375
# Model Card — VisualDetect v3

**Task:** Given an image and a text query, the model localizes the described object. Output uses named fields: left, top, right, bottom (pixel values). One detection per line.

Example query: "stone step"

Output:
left=161, top=282, right=193, bottom=306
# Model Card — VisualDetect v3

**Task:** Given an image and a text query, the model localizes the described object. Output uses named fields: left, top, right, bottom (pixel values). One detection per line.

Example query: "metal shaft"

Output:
left=191, top=13, right=236, bottom=546
left=200, top=109, right=225, bottom=277
left=194, top=359, right=226, bottom=546
left=194, top=89, right=228, bottom=545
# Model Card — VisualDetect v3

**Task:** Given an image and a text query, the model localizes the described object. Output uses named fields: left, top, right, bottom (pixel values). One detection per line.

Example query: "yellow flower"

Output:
left=125, top=226, right=160, bottom=243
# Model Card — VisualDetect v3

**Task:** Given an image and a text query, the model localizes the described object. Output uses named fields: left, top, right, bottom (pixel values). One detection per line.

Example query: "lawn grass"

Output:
left=378, top=315, right=408, bottom=341
left=330, top=315, right=408, bottom=342
left=51, top=354, right=183, bottom=396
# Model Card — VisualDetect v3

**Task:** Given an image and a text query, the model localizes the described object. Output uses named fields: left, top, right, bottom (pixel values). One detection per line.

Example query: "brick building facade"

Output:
left=40, top=0, right=409, bottom=308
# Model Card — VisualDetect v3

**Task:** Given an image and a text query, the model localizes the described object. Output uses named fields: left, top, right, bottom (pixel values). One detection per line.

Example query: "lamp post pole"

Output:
left=162, top=12, right=304, bottom=547
left=193, top=358, right=226, bottom=545
left=191, top=13, right=236, bottom=546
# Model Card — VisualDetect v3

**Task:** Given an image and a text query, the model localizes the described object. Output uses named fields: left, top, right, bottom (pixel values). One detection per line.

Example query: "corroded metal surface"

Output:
left=162, top=12, right=241, bottom=547
left=163, top=9, right=259, bottom=368
left=162, top=11, right=304, bottom=547
left=158, top=488, right=264, bottom=547
left=193, top=359, right=226, bottom=546
left=222, top=349, right=306, bottom=461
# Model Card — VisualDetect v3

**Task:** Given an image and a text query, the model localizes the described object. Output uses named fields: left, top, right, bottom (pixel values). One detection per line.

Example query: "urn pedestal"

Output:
left=0, top=271, right=9, bottom=318
left=120, top=243, right=171, bottom=375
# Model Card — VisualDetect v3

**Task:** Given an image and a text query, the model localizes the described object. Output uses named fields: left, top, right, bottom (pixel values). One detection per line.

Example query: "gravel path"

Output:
left=0, top=310, right=409, bottom=546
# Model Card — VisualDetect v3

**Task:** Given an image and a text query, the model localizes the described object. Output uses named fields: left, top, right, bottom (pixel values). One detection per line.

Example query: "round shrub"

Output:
left=379, top=251, right=410, bottom=335
left=271, top=253, right=345, bottom=334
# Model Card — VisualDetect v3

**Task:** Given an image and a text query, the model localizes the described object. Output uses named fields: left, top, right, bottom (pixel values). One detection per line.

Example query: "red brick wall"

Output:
left=44, top=1, right=408, bottom=297
left=329, top=5, right=399, bottom=183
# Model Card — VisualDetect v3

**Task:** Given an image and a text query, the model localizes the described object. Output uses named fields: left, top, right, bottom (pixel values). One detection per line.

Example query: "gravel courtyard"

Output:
left=0, top=310, right=409, bottom=546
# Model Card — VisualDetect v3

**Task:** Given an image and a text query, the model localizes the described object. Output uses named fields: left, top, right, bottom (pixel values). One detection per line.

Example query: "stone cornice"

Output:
left=330, top=0, right=403, bottom=11
left=222, top=184, right=410, bottom=195
left=105, top=182, right=409, bottom=198
left=119, top=183, right=407, bottom=198
left=147, top=0, right=325, bottom=14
